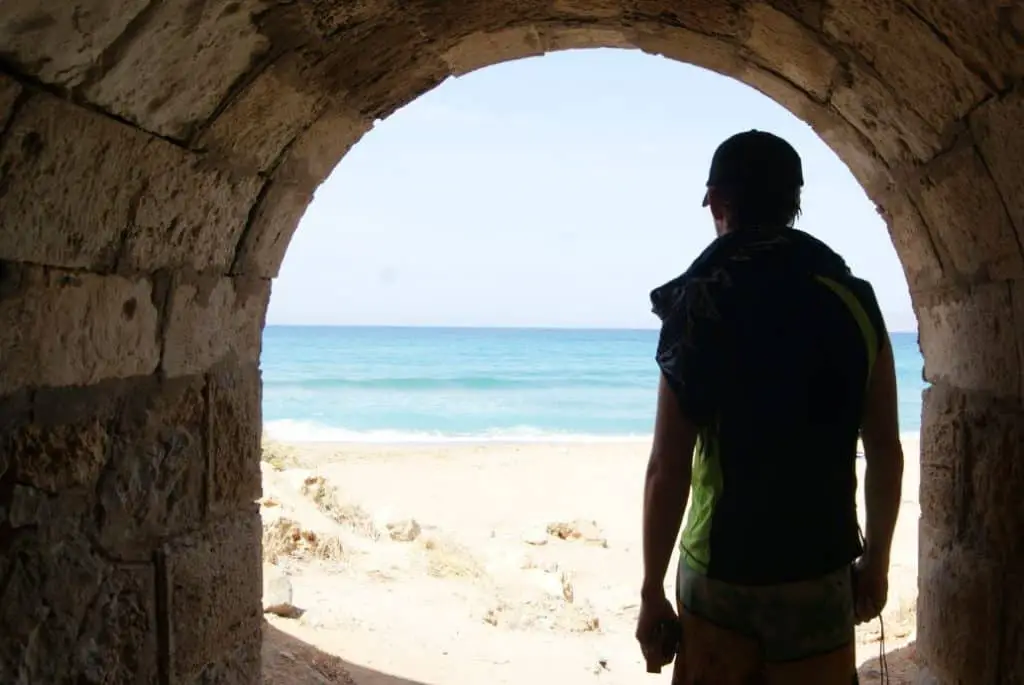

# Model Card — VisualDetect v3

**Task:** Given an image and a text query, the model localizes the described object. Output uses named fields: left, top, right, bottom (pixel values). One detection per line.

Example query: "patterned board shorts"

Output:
left=676, top=557, right=856, bottom=663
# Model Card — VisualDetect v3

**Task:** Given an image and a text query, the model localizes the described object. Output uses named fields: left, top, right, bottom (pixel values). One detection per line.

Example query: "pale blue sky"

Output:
left=268, top=49, right=915, bottom=332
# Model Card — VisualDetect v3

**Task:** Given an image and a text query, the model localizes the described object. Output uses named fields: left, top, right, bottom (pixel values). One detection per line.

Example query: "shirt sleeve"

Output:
left=651, top=279, right=721, bottom=426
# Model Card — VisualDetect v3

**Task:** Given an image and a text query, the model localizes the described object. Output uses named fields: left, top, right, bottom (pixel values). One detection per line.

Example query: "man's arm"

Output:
left=641, top=374, right=698, bottom=601
left=860, top=335, right=904, bottom=568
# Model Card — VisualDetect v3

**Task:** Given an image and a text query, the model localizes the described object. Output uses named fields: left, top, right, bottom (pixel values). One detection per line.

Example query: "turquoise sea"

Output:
left=261, top=326, right=925, bottom=442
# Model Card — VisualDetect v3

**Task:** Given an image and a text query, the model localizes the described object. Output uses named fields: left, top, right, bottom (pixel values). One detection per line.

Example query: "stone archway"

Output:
left=0, top=1, right=1021, bottom=682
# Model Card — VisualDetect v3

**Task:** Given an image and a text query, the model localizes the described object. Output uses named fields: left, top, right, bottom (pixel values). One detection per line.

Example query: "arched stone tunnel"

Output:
left=0, top=1, right=1021, bottom=682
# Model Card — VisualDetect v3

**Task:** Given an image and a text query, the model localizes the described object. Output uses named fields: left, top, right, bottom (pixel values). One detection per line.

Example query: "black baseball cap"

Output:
left=701, top=130, right=804, bottom=207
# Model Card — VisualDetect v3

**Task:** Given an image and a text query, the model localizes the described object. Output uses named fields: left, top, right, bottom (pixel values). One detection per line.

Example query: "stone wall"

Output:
left=0, top=1, right=1022, bottom=682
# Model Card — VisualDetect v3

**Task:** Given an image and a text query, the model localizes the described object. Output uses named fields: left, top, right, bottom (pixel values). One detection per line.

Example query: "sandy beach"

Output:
left=258, top=436, right=921, bottom=685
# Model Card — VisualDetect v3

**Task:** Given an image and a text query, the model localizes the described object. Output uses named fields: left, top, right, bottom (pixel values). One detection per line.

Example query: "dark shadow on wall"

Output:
left=262, top=620, right=431, bottom=685
left=857, top=641, right=919, bottom=684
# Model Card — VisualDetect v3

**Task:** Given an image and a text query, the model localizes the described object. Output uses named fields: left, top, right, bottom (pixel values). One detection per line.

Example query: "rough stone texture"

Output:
left=0, top=0, right=150, bottom=88
left=196, top=52, right=329, bottom=175
left=165, top=510, right=262, bottom=681
left=879, top=192, right=945, bottom=294
left=208, top=362, right=263, bottom=513
left=823, top=0, right=989, bottom=134
left=231, top=105, right=373, bottom=277
left=95, top=374, right=208, bottom=559
left=918, top=283, right=1019, bottom=396
left=914, top=140, right=1024, bottom=282
left=0, top=93, right=263, bottom=272
left=971, top=88, right=1024, bottom=244
left=162, top=275, right=270, bottom=377
left=917, top=540, right=1004, bottom=684
left=0, top=1, right=1023, bottom=683
left=0, top=265, right=160, bottom=394
left=443, top=26, right=545, bottom=77
left=82, top=0, right=272, bottom=140
left=830, top=60, right=944, bottom=165
left=901, top=0, right=1024, bottom=90
left=742, top=4, right=838, bottom=101
left=0, top=73, right=21, bottom=127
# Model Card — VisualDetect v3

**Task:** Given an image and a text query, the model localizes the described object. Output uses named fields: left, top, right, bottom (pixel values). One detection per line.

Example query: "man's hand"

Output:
left=636, top=589, right=680, bottom=672
left=852, top=553, right=889, bottom=624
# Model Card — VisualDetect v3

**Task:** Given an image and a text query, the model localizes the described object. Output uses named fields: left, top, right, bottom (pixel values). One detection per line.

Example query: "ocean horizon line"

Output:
left=263, top=322, right=921, bottom=334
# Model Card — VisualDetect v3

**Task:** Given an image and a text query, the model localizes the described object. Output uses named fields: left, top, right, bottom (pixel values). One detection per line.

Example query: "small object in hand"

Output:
left=645, top=618, right=682, bottom=673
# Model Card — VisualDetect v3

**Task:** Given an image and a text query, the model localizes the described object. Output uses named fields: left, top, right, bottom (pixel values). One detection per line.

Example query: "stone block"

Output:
left=901, top=0, right=1024, bottom=90
left=3, top=379, right=135, bottom=492
left=310, top=17, right=450, bottom=121
left=918, top=283, right=1019, bottom=396
left=73, top=565, right=160, bottom=683
left=174, top=627, right=261, bottom=685
left=4, top=418, right=110, bottom=493
left=765, top=0, right=824, bottom=28
left=0, top=95, right=147, bottom=268
left=879, top=193, right=945, bottom=292
left=0, top=0, right=149, bottom=88
left=275, top=104, right=374, bottom=186
left=162, top=274, right=270, bottom=377
left=0, top=73, right=21, bottom=126
left=971, top=88, right=1024, bottom=244
left=914, top=141, right=1024, bottom=280
left=917, top=542, right=1003, bottom=684
left=1001, top=561, right=1024, bottom=685
left=823, top=0, right=989, bottom=133
left=229, top=103, right=372, bottom=277
left=542, top=26, right=633, bottom=52
left=0, top=94, right=262, bottom=272
left=208, top=362, right=263, bottom=513
left=165, top=511, right=262, bottom=680
left=197, top=52, right=327, bottom=175
left=632, top=0, right=745, bottom=36
left=442, top=26, right=544, bottom=77
left=230, top=181, right=313, bottom=278
left=552, top=0, right=622, bottom=20
left=631, top=25, right=743, bottom=79
left=411, top=0, right=551, bottom=46
left=0, top=531, right=107, bottom=682
left=120, top=158, right=263, bottom=274
left=1016, top=279, right=1024, bottom=398
left=0, top=265, right=160, bottom=394
left=744, top=4, right=838, bottom=100
left=94, top=375, right=207, bottom=559
left=961, top=396, right=1024, bottom=562
left=830, top=61, right=943, bottom=165
left=83, top=0, right=272, bottom=140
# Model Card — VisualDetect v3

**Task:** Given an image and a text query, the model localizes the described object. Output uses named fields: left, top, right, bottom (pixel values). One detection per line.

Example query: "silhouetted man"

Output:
left=635, top=130, right=905, bottom=684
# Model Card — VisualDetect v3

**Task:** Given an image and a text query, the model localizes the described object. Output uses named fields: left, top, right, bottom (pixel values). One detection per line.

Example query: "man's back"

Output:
left=652, top=227, right=887, bottom=585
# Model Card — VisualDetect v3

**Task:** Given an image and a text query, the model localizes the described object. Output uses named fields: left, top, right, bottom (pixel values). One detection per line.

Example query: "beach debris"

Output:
left=482, top=597, right=600, bottom=633
left=546, top=519, right=608, bottom=547
left=261, top=513, right=345, bottom=563
left=385, top=517, right=422, bottom=542
left=263, top=564, right=302, bottom=618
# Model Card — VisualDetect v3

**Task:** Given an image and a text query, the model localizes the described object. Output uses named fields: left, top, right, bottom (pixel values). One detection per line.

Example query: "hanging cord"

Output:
left=857, top=527, right=889, bottom=684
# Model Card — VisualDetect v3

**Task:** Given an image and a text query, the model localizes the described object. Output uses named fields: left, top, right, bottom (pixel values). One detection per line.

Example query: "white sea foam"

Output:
left=262, top=419, right=651, bottom=444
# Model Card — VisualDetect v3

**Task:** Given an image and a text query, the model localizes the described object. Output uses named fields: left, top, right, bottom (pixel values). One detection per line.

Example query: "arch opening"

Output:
left=259, top=47, right=923, bottom=684
left=0, top=2, right=1022, bottom=683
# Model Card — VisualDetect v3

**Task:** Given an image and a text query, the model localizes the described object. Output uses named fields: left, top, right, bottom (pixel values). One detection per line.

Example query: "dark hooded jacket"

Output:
left=651, top=227, right=887, bottom=585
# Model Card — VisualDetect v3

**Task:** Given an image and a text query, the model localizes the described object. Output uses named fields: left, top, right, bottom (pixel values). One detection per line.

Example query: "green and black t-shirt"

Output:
left=651, top=227, right=887, bottom=586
